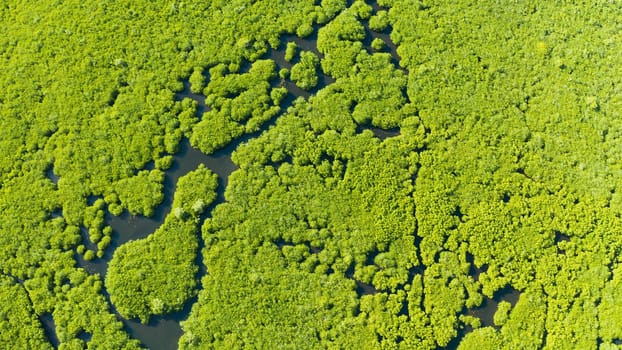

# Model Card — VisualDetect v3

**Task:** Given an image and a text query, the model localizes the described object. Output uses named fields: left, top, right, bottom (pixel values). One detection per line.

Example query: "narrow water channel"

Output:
left=75, top=137, right=236, bottom=280
left=72, top=137, right=237, bottom=350
left=466, top=286, right=521, bottom=329
left=67, top=1, right=407, bottom=348
left=39, top=313, right=60, bottom=349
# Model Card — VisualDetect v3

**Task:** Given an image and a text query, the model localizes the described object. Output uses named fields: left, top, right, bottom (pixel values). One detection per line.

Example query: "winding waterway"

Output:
left=62, top=2, right=470, bottom=348
left=71, top=136, right=236, bottom=350
left=78, top=8, right=401, bottom=350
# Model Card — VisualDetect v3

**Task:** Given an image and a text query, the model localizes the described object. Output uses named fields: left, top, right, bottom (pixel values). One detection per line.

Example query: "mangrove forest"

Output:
left=2, top=0, right=622, bottom=349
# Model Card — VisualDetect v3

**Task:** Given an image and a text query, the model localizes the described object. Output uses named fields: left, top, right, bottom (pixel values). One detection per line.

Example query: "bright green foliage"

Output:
left=493, top=301, right=511, bottom=326
left=279, top=68, right=290, bottom=80
left=369, top=10, right=390, bottom=32
left=155, top=155, right=174, bottom=170
left=296, top=22, right=315, bottom=38
left=114, top=170, right=165, bottom=216
left=0, top=276, right=52, bottom=349
left=371, top=38, right=386, bottom=51
left=320, top=0, right=349, bottom=20
left=315, top=8, right=408, bottom=129
left=106, top=166, right=218, bottom=323
left=106, top=217, right=199, bottom=324
left=4, top=0, right=622, bottom=348
left=189, top=67, right=206, bottom=94
left=24, top=250, right=140, bottom=348
left=0, top=0, right=345, bottom=347
left=350, top=0, right=372, bottom=20
left=600, top=265, right=622, bottom=342
left=317, top=8, right=367, bottom=79
left=318, top=5, right=366, bottom=54
left=284, top=42, right=298, bottom=62
left=181, top=68, right=421, bottom=346
left=82, top=199, right=110, bottom=251
left=290, top=51, right=320, bottom=91
left=83, top=250, right=96, bottom=261
left=190, top=60, right=281, bottom=154
left=389, top=0, right=622, bottom=347
left=173, top=165, right=219, bottom=216
left=498, top=290, right=546, bottom=349
left=180, top=241, right=362, bottom=349
left=270, top=87, right=288, bottom=106
left=458, top=327, right=502, bottom=350
left=0, top=165, right=63, bottom=279
left=339, top=53, right=408, bottom=128
left=185, top=0, right=622, bottom=348
left=317, top=9, right=409, bottom=130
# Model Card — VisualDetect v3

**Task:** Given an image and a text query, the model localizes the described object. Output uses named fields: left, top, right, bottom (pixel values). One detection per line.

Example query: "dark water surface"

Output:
left=467, top=286, right=521, bottom=328
left=75, top=137, right=236, bottom=279
left=39, top=313, right=59, bottom=349
left=65, top=1, right=410, bottom=348
left=78, top=137, right=237, bottom=350
left=119, top=314, right=186, bottom=350
left=440, top=283, right=522, bottom=349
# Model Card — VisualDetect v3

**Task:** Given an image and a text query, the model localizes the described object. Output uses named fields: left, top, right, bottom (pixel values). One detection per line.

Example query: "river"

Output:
left=66, top=2, right=409, bottom=348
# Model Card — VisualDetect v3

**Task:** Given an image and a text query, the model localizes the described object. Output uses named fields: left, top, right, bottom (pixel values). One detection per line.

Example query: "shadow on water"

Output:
left=370, top=127, right=400, bottom=140
left=362, top=23, right=404, bottom=72
left=117, top=313, right=186, bottom=350
left=344, top=259, right=379, bottom=297
left=467, top=286, right=520, bottom=329
left=268, top=29, right=335, bottom=99
left=363, top=0, right=405, bottom=71
left=282, top=31, right=322, bottom=58
left=77, top=330, right=92, bottom=343
left=555, top=231, right=570, bottom=255
left=359, top=125, right=400, bottom=140
left=176, top=81, right=208, bottom=116
left=354, top=280, right=378, bottom=296
left=66, top=1, right=408, bottom=348
left=68, top=136, right=237, bottom=349
left=115, top=138, right=235, bottom=250
left=74, top=226, right=108, bottom=278
left=93, top=287, right=192, bottom=350
left=438, top=252, right=521, bottom=349
left=441, top=285, right=521, bottom=350
left=45, top=166, right=59, bottom=186
left=74, top=137, right=237, bottom=278
left=40, top=313, right=59, bottom=349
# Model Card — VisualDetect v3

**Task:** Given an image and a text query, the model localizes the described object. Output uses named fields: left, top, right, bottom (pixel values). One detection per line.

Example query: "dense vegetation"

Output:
left=3, top=0, right=622, bottom=349
left=106, top=166, right=218, bottom=324
left=0, top=275, right=51, bottom=349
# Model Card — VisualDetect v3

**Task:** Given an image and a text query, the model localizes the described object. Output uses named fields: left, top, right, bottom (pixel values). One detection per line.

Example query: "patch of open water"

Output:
left=64, top=1, right=406, bottom=348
